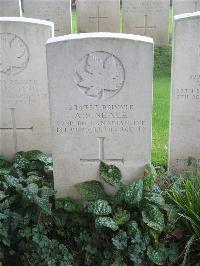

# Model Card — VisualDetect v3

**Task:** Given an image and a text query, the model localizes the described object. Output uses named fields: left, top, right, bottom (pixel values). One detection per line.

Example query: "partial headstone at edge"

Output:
left=169, top=12, right=200, bottom=172
left=0, top=0, right=22, bottom=16
left=173, top=0, right=200, bottom=16
left=76, top=0, right=120, bottom=33
left=0, top=18, right=54, bottom=160
left=122, top=0, right=169, bottom=47
left=23, top=0, right=72, bottom=36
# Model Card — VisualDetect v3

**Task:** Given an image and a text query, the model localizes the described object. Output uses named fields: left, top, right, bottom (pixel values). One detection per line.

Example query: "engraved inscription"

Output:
left=80, top=137, right=124, bottom=163
left=175, top=74, right=200, bottom=100
left=0, top=108, right=33, bottom=153
left=56, top=104, right=146, bottom=135
left=0, top=33, right=29, bottom=75
left=123, top=1, right=167, bottom=13
left=75, top=51, right=125, bottom=100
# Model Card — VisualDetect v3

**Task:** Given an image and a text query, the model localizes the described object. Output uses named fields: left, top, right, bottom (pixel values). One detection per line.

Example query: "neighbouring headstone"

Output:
left=23, top=0, right=72, bottom=36
left=0, top=0, right=22, bottom=16
left=47, top=33, right=153, bottom=198
left=122, top=0, right=169, bottom=47
left=0, top=18, right=53, bottom=160
left=76, top=0, right=120, bottom=33
left=173, top=0, right=200, bottom=16
left=169, top=12, right=200, bottom=171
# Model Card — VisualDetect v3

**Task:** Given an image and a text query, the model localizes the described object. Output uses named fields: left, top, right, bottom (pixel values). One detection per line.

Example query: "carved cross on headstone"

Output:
left=136, top=15, right=156, bottom=35
left=80, top=137, right=124, bottom=163
left=0, top=108, right=33, bottom=153
left=88, top=5, right=109, bottom=31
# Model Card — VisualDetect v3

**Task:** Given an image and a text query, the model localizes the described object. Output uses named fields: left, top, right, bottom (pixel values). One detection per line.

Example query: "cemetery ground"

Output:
left=1, top=5, right=200, bottom=266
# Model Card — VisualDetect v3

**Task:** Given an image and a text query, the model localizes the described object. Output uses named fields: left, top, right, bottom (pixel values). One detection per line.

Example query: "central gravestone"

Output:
left=0, top=0, right=22, bottom=16
left=0, top=18, right=53, bottom=160
left=47, top=33, right=153, bottom=198
left=76, top=0, right=120, bottom=33
left=23, top=0, right=72, bottom=36
left=122, top=0, right=169, bottom=47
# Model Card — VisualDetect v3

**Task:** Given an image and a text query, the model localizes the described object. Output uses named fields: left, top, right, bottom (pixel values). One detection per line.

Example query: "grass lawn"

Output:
left=72, top=8, right=173, bottom=166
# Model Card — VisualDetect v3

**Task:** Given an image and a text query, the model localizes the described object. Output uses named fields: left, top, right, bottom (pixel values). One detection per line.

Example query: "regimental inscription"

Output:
left=0, top=33, right=29, bottom=75
left=75, top=51, right=125, bottom=100
left=80, top=137, right=124, bottom=163
left=56, top=104, right=146, bottom=135
left=123, top=1, right=167, bottom=13
left=175, top=74, right=200, bottom=100
left=0, top=108, right=33, bottom=153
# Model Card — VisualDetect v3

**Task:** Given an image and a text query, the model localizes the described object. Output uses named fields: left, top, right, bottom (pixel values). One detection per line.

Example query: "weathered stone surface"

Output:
left=173, top=0, right=200, bottom=16
left=122, top=0, right=169, bottom=47
left=169, top=12, right=200, bottom=171
left=47, top=33, right=153, bottom=198
left=0, top=18, right=53, bottom=160
left=76, top=0, right=120, bottom=33
left=0, top=0, right=22, bottom=16
left=23, top=0, right=72, bottom=36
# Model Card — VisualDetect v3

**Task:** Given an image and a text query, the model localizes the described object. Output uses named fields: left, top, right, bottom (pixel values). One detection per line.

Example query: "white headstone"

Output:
left=23, top=0, right=72, bottom=36
left=0, top=0, right=22, bottom=16
left=169, top=12, right=200, bottom=171
left=173, top=0, right=200, bottom=16
left=47, top=33, right=153, bottom=198
left=76, top=0, right=120, bottom=33
left=122, top=0, right=169, bottom=47
left=0, top=18, right=53, bottom=160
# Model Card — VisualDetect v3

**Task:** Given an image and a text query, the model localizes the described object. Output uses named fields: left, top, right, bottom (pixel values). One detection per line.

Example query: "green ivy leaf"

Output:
left=99, top=161, right=122, bottom=187
left=4, top=175, right=23, bottom=191
left=58, top=197, right=83, bottom=212
left=125, top=179, right=143, bottom=206
left=14, top=153, right=30, bottom=169
left=0, top=191, right=7, bottom=201
left=147, top=244, right=168, bottom=265
left=112, top=186, right=126, bottom=205
left=112, top=230, right=128, bottom=250
left=111, top=255, right=127, bottom=266
left=128, top=244, right=144, bottom=265
left=24, top=150, right=53, bottom=165
left=127, top=220, right=140, bottom=236
left=26, top=183, right=39, bottom=195
left=88, top=200, right=112, bottom=216
left=142, top=204, right=165, bottom=232
left=34, top=196, right=52, bottom=215
left=0, top=168, right=10, bottom=176
left=144, top=164, right=157, bottom=191
left=144, top=192, right=165, bottom=208
left=113, top=208, right=130, bottom=225
left=95, top=217, right=118, bottom=231
left=75, top=180, right=107, bottom=201
left=168, top=243, right=179, bottom=263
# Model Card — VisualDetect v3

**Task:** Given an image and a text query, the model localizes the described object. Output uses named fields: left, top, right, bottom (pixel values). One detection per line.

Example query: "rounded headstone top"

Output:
left=47, top=32, right=154, bottom=45
left=174, top=11, right=200, bottom=21
left=0, top=17, right=54, bottom=28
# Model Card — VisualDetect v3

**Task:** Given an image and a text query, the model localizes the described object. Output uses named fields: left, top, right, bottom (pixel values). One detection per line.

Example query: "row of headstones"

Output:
left=1, top=0, right=200, bottom=47
left=0, top=13, right=200, bottom=198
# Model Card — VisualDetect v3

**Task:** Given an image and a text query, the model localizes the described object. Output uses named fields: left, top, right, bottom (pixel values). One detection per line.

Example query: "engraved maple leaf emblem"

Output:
left=0, top=33, right=29, bottom=75
left=75, top=51, right=125, bottom=99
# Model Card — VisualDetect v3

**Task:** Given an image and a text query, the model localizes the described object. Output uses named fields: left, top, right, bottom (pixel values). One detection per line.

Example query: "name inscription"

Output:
left=55, top=104, right=146, bottom=134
